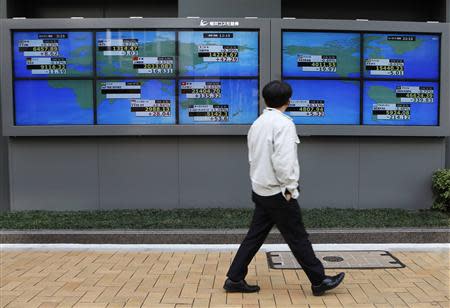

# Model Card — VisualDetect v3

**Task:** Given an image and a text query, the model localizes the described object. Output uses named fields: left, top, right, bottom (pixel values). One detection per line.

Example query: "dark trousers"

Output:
left=226, top=191, right=326, bottom=285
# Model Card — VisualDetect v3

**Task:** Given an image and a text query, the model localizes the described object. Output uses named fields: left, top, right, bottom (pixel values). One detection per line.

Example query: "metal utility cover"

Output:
left=267, top=250, right=405, bottom=269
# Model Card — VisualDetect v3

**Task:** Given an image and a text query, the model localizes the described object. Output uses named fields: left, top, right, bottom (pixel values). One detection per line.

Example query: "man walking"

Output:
left=223, top=80, right=345, bottom=296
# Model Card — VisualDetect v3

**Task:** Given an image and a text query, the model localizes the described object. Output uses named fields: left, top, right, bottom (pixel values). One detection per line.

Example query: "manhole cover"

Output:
left=267, top=251, right=405, bottom=269
left=322, top=256, right=344, bottom=262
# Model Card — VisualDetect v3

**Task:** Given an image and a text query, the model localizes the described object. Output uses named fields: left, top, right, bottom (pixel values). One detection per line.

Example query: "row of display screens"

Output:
left=15, top=79, right=438, bottom=126
left=13, top=30, right=259, bottom=78
left=13, top=30, right=440, bottom=79
left=283, top=31, right=440, bottom=79
left=11, top=29, right=441, bottom=127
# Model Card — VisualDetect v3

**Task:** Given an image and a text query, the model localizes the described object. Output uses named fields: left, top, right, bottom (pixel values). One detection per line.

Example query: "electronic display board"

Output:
left=10, top=28, right=260, bottom=128
left=14, top=80, right=94, bottom=125
left=363, top=81, right=439, bottom=126
left=13, top=31, right=93, bottom=78
left=281, top=29, right=442, bottom=128
left=283, top=31, right=360, bottom=78
left=285, top=79, right=360, bottom=125
left=96, top=31, right=176, bottom=77
left=97, top=79, right=176, bottom=124
left=178, top=79, right=258, bottom=124
left=363, top=33, right=439, bottom=79
left=178, top=31, right=259, bottom=77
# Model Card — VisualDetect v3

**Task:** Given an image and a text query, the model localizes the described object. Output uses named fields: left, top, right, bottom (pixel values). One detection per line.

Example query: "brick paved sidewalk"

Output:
left=1, top=249, right=448, bottom=307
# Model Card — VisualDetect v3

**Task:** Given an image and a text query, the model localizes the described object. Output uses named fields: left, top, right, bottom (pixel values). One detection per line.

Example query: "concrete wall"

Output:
left=8, top=137, right=445, bottom=211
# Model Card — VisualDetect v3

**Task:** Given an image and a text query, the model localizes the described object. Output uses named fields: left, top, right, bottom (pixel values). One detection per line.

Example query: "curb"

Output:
left=1, top=228, right=449, bottom=244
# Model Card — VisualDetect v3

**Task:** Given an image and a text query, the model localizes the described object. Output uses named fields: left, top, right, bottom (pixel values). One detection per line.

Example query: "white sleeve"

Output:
left=271, top=123, right=299, bottom=197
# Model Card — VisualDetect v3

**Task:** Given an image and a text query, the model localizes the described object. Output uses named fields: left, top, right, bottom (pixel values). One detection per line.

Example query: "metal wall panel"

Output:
left=359, top=138, right=445, bottom=209
left=6, top=136, right=447, bottom=210
left=98, top=137, right=179, bottom=209
left=298, top=137, right=359, bottom=209
left=446, top=0, right=450, bottom=167
left=179, top=136, right=252, bottom=208
left=9, top=138, right=99, bottom=210
left=0, top=4, right=9, bottom=211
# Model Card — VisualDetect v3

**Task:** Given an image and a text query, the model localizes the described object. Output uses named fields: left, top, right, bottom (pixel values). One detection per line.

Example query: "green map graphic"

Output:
left=48, top=80, right=93, bottom=109
left=284, top=38, right=360, bottom=78
left=97, top=38, right=176, bottom=76
left=365, top=35, right=423, bottom=58
left=367, top=86, right=398, bottom=104
left=178, top=42, right=254, bottom=74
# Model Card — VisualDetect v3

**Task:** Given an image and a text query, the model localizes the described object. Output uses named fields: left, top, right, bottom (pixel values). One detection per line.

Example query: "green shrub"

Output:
left=432, top=169, right=450, bottom=212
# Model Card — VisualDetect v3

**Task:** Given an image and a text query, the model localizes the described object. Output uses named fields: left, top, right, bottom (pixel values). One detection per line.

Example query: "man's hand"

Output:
left=285, top=191, right=292, bottom=201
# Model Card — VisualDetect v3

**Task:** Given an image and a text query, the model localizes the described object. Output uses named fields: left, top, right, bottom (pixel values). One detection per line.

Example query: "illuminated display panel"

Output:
left=285, top=79, right=360, bottom=125
left=14, top=80, right=94, bottom=125
left=178, top=31, right=258, bottom=77
left=363, top=33, right=439, bottom=80
left=363, top=81, right=439, bottom=126
left=96, top=31, right=176, bottom=77
left=12, top=29, right=260, bottom=126
left=282, top=30, right=440, bottom=126
left=178, top=79, right=258, bottom=124
left=13, top=31, right=93, bottom=78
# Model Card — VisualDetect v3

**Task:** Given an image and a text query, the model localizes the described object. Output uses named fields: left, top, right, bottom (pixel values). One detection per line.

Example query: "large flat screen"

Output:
left=14, top=80, right=94, bottom=125
left=283, top=31, right=360, bottom=78
left=96, top=79, right=176, bottom=124
left=178, top=31, right=259, bottom=77
left=13, top=31, right=93, bottom=78
left=284, top=79, right=360, bottom=125
left=96, top=31, right=176, bottom=77
left=363, top=81, right=439, bottom=126
left=178, top=79, right=258, bottom=124
left=363, top=33, right=440, bottom=79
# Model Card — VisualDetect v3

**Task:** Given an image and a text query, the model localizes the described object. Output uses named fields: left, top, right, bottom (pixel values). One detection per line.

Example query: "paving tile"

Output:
left=0, top=250, right=448, bottom=307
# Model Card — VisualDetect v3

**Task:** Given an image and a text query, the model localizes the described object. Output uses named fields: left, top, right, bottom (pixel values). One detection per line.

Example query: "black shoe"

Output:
left=223, top=278, right=260, bottom=293
left=311, top=272, right=345, bottom=296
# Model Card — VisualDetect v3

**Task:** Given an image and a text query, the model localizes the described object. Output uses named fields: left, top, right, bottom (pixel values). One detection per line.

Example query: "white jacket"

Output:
left=248, top=107, right=300, bottom=199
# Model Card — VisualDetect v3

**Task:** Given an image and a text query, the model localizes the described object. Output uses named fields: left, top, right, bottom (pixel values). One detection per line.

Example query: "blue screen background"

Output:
left=178, top=79, right=259, bottom=124
left=13, top=31, right=93, bottom=78
left=96, top=31, right=176, bottom=77
left=284, top=79, right=360, bottom=125
left=363, top=33, right=440, bottom=79
left=178, top=31, right=258, bottom=77
left=283, top=31, right=360, bottom=78
left=15, top=80, right=94, bottom=125
left=97, top=79, right=176, bottom=125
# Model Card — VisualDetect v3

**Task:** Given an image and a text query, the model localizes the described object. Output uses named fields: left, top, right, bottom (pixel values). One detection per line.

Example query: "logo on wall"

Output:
left=199, top=20, right=240, bottom=27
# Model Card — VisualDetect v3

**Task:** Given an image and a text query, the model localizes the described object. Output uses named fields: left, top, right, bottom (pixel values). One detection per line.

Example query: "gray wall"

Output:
left=178, top=0, right=281, bottom=18
left=8, top=137, right=445, bottom=211
left=0, top=0, right=9, bottom=211
left=2, top=0, right=449, bottom=211
left=447, top=0, right=450, bottom=168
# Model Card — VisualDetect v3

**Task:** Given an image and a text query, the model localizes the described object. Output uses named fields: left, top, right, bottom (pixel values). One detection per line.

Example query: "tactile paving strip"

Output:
left=267, top=250, right=405, bottom=269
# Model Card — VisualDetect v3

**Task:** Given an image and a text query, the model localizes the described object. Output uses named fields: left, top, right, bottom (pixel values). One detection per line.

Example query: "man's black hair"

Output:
left=262, top=80, right=292, bottom=108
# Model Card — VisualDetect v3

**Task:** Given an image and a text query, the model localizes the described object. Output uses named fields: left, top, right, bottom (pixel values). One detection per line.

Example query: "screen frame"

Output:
left=1, top=18, right=269, bottom=136
left=272, top=18, right=450, bottom=136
